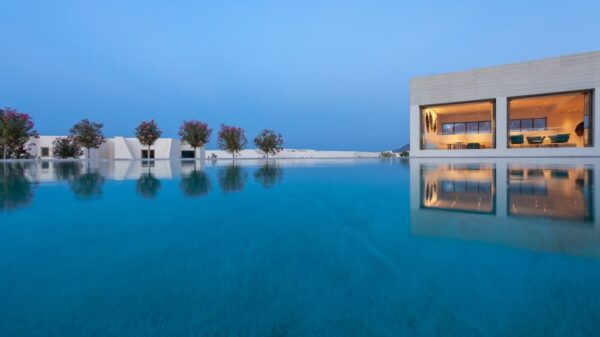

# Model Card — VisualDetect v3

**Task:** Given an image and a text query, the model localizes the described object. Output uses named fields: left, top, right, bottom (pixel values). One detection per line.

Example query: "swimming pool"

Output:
left=1, top=159, right=599, bottom=336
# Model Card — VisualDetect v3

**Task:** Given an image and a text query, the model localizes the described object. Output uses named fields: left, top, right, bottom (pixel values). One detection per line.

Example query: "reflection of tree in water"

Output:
left=180, top=170, right=211, bottom=198
left=53, top=162, right=82, bottom=182
left=54, top=162, right=105, bottom=200
left=0, top=163, right=35, bottom=211
left=218, top=165, right=247, bottom=193
left=254, top=164, right=283, bottom=189
left=137, top=172, right=161, bottom=199
left=70, top=171, right=105, bottom=201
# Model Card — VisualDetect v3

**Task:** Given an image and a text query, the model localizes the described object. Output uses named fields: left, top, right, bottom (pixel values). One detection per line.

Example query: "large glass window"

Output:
left=508, top=90, right=593, bottom=148
left=420, top=100, right=495, bottom=150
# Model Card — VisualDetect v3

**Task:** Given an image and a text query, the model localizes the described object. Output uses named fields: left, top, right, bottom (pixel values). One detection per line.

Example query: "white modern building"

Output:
left=26, top=136, right=205, bottom=160
left=410, top=51, right=600, bottom=157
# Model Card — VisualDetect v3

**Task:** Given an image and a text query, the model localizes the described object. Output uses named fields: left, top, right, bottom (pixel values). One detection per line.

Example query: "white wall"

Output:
left=112, top=137, right=176, bottom=159
left=25, top=136, right=202, bottom=160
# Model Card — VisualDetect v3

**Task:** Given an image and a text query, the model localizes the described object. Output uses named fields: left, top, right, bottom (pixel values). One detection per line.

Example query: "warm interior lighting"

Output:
left=508, top=91, right=592, bottom=148
left=420, top=101, right=495, bottom=150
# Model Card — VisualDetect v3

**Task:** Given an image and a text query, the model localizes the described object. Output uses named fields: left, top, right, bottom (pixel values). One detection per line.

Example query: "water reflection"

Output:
left=508, top=165, right=594, bottom=221
left=71, top=171, right=105, bottom=200
left=136, top=173, right=161, bottom=199
left=254, top=163, right=283, bottom=189
left=0, top=163, right=35, bottom=210
left=180, top=170, right=211, bottom=198
left=421, top=163, right=495, bottom=214
left=412, top=159, right=599, bottom=258
left=218, top=165, right=247, bottom=193
left=0, top=161, right=291, bottom=209
left=53, top=162, right=105, bottom=200
left=53, top=162, right=82, bottom=182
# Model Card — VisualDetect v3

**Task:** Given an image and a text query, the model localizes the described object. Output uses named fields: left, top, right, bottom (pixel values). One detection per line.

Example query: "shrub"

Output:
left=52, top=137, right=84, bottom=159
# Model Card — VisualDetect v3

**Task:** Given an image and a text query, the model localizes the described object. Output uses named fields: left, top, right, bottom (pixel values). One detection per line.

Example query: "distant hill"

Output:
left=394, top=144, right=410, bottom=152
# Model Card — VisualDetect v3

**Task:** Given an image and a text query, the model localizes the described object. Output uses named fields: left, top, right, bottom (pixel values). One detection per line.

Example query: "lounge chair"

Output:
left=548, top=134, right=570, bottom=144
left=466, top=143, right=480, bottom=149
left=526, top=136, right=545, bottom=145
left=510, top=135, right=524, bottom=145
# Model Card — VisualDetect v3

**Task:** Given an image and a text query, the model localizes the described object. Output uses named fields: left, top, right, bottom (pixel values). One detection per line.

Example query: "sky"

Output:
left=1, top=0, right=599, bottom=151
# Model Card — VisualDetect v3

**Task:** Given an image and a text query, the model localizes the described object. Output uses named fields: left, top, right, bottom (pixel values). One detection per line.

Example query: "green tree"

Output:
left=69, top=119, right=105, bottom=159
left=52, top=137, right=84, bottom=159
left=179, top=120, right=212, bottom=159
left=135, top=120, right=161, bottom=159
left=0, top=108, right=38, bottom=159
left=217, top=124, right=247, bottom=159
left=253, top=129, right=284, bottom=159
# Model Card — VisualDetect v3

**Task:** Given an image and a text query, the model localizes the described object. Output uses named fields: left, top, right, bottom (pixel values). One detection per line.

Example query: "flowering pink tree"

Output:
left=0, top=108, right=38, bottom=159
left=178, top=120, right=212, bottom=158
left=69, top=119, right=105, bottom=159
left=253, top=129, right=284, bottom=159
left=135, top=120, right=161, bottom=159
left=217, top=124, right=247, bottom=159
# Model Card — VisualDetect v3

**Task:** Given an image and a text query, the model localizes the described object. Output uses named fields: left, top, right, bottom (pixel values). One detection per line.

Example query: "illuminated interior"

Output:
left=421, top=164, right=495, bottom=213
left=508, top=165, right=594, bottom=221
left=420, top=100, right=495, bottom=150
left=508, top=91, right=592, bottom=148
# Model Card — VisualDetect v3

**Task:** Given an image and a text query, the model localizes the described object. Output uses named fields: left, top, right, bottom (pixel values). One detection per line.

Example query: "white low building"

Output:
left=26, top=136, right=205, bottom=160
left=26, top=136, right=376, bottom=160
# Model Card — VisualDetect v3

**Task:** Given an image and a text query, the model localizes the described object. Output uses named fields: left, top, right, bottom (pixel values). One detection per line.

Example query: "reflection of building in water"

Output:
left=24, top=160, right=186, bottom=182
left=411, top=158, right=600, bottom=259
left=421, top=164, right=495, bottom=214
left=508, top=166, right=593, bottom=221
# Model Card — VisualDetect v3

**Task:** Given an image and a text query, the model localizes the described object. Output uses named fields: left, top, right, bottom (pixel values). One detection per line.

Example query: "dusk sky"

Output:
left=1, top=0, right=599, bottom=150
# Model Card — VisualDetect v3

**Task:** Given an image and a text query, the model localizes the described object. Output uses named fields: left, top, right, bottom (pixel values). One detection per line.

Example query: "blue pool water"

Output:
left=1, top=159, right=599, bottom=336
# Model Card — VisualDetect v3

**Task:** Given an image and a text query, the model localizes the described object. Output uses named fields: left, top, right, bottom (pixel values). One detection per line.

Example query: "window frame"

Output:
left=508, top=118, right=547, bottom=132
left=419, top=99, right=497, bottom=150
left=507, top=89, right=594, bottom=148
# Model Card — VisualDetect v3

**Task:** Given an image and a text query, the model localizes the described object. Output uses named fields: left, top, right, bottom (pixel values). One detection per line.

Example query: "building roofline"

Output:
left=410, top=50, right=600, bottom=83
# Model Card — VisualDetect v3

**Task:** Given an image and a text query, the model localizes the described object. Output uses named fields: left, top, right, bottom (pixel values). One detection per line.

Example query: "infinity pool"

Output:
left=1, top=159, right=599, bottom=336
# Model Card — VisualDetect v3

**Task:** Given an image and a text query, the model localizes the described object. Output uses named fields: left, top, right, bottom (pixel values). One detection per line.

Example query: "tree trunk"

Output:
left=148, top=145, right=151, bottom=160
left=87, top=147, right=90, bottom=160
